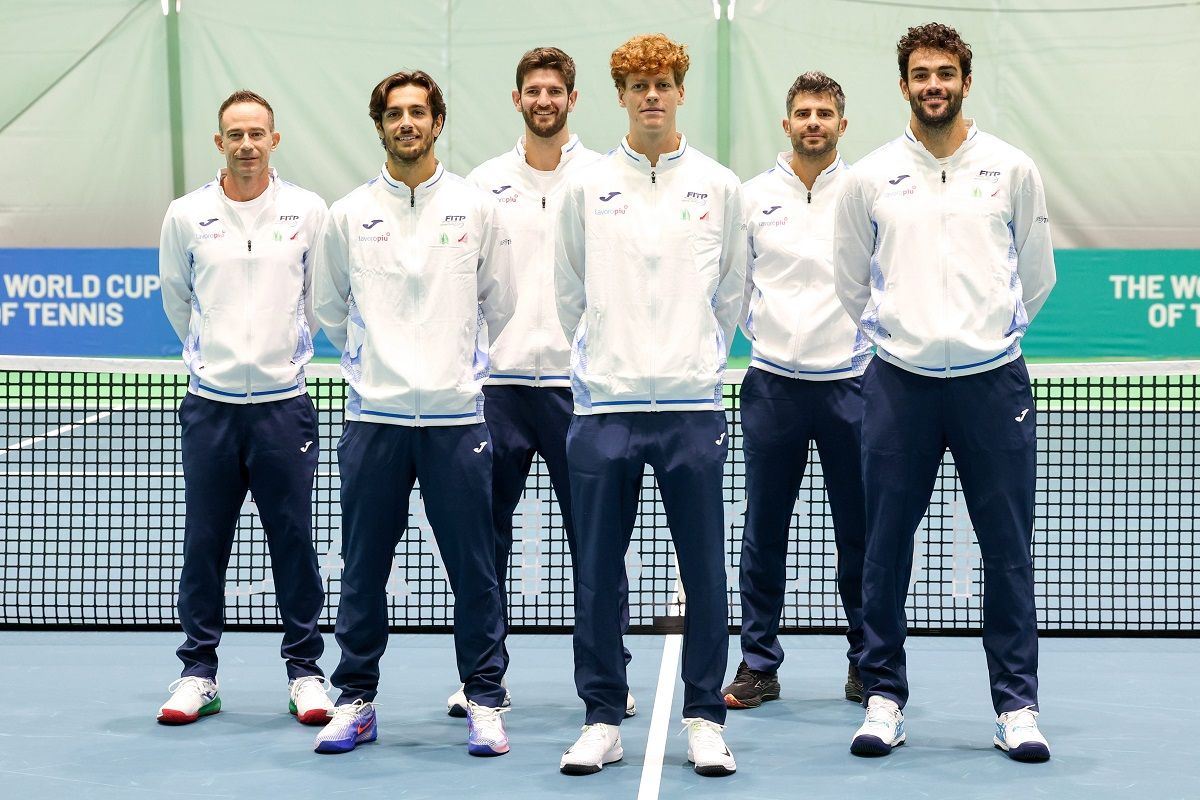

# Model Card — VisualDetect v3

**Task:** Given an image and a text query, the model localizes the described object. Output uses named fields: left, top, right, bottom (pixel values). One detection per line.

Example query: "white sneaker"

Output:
left=157, top=676, right=220, bottom=725
left=626, top=692, right=638, bottom=717
left=313, top=700, right=377, bottom=754
left=560, top=723, right=623, bottom=775
left=289, top=675, right=334, bottom=725
left=447, top=678, right=511, bottom=717
left=851, top=695, right=906, bottom=756
left=683, top=718, right=736, bottom=776
left=466, top=700, right=511, bottom=757
left=994, top=706, right=1050, bottom=762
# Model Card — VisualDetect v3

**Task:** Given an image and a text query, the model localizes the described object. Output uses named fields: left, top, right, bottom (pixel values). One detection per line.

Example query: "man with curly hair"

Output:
left=835, top=22, right=1055, bottom=762
left=555, top=33, right=746, bottom=777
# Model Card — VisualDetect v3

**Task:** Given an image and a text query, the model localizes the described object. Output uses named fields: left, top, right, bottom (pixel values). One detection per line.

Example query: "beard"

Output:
left=910, top=89, right=963, bottom=129
left=790, top=131, right=837, bottom=161
left=382, top=133, right=434, bottom=165
left=522, top=105, right=568, bottom=140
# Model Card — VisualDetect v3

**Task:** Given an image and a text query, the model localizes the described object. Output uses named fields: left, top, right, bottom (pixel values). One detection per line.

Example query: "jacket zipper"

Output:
left=649, top=168, right=657, bottom=407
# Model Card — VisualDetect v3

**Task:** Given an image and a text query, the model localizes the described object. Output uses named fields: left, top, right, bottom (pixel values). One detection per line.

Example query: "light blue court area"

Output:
left=0, top=633, right=1194, bottom=800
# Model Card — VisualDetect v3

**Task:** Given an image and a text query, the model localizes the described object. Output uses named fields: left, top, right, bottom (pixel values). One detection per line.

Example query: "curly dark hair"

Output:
left=897, top=23, right=972, bottom=80
left=368, top=70, right=447, bottom=130
left=785, top=71, right=845, bottom=116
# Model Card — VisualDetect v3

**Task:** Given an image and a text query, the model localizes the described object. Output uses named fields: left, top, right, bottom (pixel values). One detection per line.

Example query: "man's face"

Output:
left=618, top=71, right=684, bottom=138
left=782, top=91, right=846, bottom=160
left=513, top=68, right=576, bottom=140
left=375, top=84, right=444, bottom=165
left=214, top=102, right=279, bottom=181
left=901, top=47, right=971, bottom=129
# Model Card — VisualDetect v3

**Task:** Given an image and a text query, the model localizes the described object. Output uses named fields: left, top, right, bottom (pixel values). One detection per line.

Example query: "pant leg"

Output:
left=176, top=393, right=249, bottom=679
left=567, top=413, right=643, bottom=725
left=858, top=360, right=945, bottom=709
left=533, top=387, right=634, bottom=665
left=244, top=394, right=325, bottom=680
left=417, top=423, right=507, bottom=708
left=812, top=377, right=868, bottom=665
left=331, top=421, right=414, bottom=703
left=650, top=411, right=730, bottom=725
left=946, top=359, right=1040, bottom=713
left=737, top=368, right=812, bottom=673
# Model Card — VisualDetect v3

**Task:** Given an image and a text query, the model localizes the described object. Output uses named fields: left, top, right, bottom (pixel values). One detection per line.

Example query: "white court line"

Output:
left=0, top=411, right=112, bottom=457
left=637, top=633, right=683, bottom=800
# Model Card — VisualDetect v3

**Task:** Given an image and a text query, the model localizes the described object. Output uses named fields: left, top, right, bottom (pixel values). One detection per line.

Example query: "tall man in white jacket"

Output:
left=454, top=46, right=635, bottom=719
left=834, top=23, right=1056, bottom=762
left=312, top=70, right=516, bottom=758
left=555, top=34, right=746, bottom=778
left=157, top=90, right=334, bottom=727
left=721, top=72, right=870, bottom=711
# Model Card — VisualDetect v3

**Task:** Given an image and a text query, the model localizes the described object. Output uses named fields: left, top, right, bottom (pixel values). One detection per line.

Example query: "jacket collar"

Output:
left=617, top=134, right=689, bottom=174
left=377, top=162, right=445, bottom=202
left=903, top=119, right=980, bottom=164
left=214, top=167, right=278, bottom=201
left=773, top=151, right=844, bottom=191
left=515, top=133, right=583, bottom=171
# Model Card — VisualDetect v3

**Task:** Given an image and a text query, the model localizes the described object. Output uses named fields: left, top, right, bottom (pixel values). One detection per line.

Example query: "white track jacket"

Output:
left=834, top=123, right=1055, bottom=377
left=314, top=164, right=515, bottom=426
left=556, top=136, right=747, bottom=414
left=742, top=153, right=871, bottom=380
left=159, top=168, right=327, bottom=403
left=467, top=135, right=600, bottom=387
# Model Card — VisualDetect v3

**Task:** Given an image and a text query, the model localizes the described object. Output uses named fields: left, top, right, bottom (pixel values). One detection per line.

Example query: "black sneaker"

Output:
left=722, top=661, right=781, bottom=709
left=845, top=663, right=864, bottom=703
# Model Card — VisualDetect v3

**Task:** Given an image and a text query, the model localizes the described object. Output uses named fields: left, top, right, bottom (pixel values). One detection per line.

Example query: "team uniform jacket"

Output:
left=314, top=163, right=515, bottom=426
left=467, top=134, right=600, bottom=388
left=555, top=135, right=747, bottom=414
left=834, top=122, right=1055, bottom=377
left=159, top=168, right=327, bottom=403
left=742, top=153, right=871, bottom=380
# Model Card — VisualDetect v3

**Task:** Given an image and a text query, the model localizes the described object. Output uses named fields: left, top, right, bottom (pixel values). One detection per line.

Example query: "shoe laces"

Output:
left=290, top=675, right=330, bottom=702
left=330, top=699, right=372, bottom=724
left=679, top=717, right=725, bottom=748
left=574, top=722, right=615, bottom=748
left=1001, top=706, right=1039, bottom=733
left=467, top=701, right=509, bottom=735
left=865, top=697, right=901, bottom=725
left=167, top=676, right=215, bottom=698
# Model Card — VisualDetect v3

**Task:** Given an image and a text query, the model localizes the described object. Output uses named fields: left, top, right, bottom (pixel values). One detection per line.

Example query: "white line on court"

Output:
left=0, top=411, right=112, bottom=457
left=637, top=632, right=683, bottom=800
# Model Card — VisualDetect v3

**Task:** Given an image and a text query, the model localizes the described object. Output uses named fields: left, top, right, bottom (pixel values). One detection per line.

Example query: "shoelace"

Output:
left=290, top=675, right=330, bottom=701
left=572, top=723, right=614, bottom=750
left=1003, top=707, right=1038, bottom=733
left=679, top=717, right=726, bottom=749
left=167, top=676, right=214, bottom=697
left=329, top=699, right=372, bottom=724
left=865, top=700, right=900, bottom=727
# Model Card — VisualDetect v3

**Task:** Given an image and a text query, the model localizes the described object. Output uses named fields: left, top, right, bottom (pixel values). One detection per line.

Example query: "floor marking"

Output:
left=0, top=411, right=112, bottom=456
left=637, top=632, right=682, bottom=800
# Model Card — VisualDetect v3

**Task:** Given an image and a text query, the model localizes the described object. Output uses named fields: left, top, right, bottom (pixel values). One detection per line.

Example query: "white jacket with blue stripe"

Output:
left=742, top=153, right=871, bottom=381
left=467, top=134, right=600, bottom=387
left=555, top=136, right=747, bottom=414
left=158, top=168, right=327, bottom=403
left=834, top=122, right=1056, bottom=377
left=313, top=164, right=515, bottom=426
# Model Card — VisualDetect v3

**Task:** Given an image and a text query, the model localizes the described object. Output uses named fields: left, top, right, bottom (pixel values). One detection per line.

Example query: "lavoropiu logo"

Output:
left=362, top=219, right=384, bottom=229
left=599, top=191, right=622, bottom=202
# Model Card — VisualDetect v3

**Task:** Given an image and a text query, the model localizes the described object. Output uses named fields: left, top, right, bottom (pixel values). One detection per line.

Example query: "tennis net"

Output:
left=1, top=356, right=1196, bottom=634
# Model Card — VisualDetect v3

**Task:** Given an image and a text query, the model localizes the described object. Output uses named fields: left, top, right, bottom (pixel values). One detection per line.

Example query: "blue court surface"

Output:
left=0, top=632, right=1194, bottom=799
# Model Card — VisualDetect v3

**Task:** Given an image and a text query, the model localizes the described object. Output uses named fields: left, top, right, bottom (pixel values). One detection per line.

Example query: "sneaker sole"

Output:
left=723, top=691, right=780, bottom=710
left=157, top=696, right=221, bottom=725
left=693, top=763, right=737, bottom=777
left=315, top=732, right=377, bottom=755
left=468, top=742, right=510, bottom=757
left=293, top=707, right=334, bottom=726
left=994, top=738, right=1050, bottom=763
left=850, top=734, right=905, bottom=757
left=560, top=748, right=623, bottom=775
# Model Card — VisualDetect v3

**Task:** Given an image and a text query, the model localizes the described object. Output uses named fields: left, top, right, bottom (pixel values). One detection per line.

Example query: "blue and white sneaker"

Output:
left=313, top=700, right=377, bottom=754
left=851, top=695, right=906, bottom=756
left=466, top=701, right=510, bottom=756
left=994, top=706, right=1050, bottom=762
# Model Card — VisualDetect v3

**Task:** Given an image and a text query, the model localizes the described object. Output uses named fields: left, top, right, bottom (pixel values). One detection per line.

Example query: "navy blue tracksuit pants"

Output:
left=177, top=392, right=325, bottom=680
left=568, top=411, right=730, bottom=725
left=485, top=385, right=631, bottom=668
left=859, top=357, right=1040, bottom=714
left=738, top=367, right=866, bottom=672
left=331, top=421, right=506, bottom=707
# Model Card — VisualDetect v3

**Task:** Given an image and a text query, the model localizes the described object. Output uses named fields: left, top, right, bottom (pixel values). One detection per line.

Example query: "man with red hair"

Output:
left=555, top=33, right=746, bottom=777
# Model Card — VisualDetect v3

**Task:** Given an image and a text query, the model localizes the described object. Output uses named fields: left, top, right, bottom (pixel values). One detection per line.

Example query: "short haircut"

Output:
left=217, top=90, right=274, bottom=132
left=609, top=33, right=690, bottom=89
left=897, top=22, right=973, bottom=80
left=368, top=70, right=447, bottom=128
left=516, top=46, right=577, bottom=93
left=785, top=71, right=846, bottom=117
